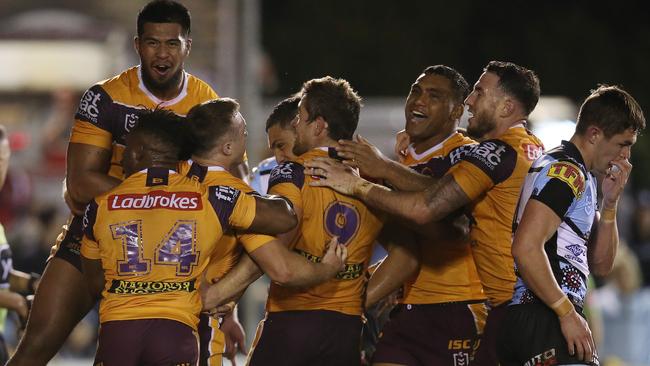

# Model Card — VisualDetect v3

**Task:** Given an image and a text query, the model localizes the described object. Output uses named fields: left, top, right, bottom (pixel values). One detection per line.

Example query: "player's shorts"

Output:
left=198, top=312, right=225, bottom=366
left=372, top=301, right=487, bottom=365
left=472, top=302, right=508, bottom=366
left=94, top=319, right=198, bottom=366
left=498, top=303, right=599, bottom=366
left=247, top=310, right=363, bottom=366
left=48, top=215, right=84, bottom=271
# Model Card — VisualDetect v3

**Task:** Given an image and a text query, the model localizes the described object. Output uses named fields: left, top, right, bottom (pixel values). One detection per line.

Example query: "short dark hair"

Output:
left=265, top=95, right=300, bottom=132
left=137, top=0, right=191, bottom=37
left=186, top=98, right=240, bottom=156
left=130, top=108, right=189, bottom=160
left=300, top=76, right=362, bottom=141
left=576, top=85, right=646, bottom=138
left=422, top=65, right=470, bottom=105
left=484, top=61, right=540, bottom=115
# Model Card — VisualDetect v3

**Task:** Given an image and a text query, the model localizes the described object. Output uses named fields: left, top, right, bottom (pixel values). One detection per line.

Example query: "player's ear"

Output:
left=315, top=117, right=328, bottom=137
left=222, top=141, right=233, bottom=156
left=133, top=36, right=141, bottom=54
left=587, top=125, right=602, bottom=145
left=184, top=37, right=192, bottom=56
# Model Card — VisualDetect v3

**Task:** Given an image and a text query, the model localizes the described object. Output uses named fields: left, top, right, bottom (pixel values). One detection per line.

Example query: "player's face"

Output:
left=267, top=122, right=298, bottom=164
left=135, top=22, right=191, bottom=94
left=292, top=98, right=316, bottom=156
left=404, top=73, right=458, bottom=143
left=122, top=134, right=143, bottom=177
left=465, top=72, right=502, bottom=140
left=230, top=112, right=248, bottom=165
left=592, top=128, right=636, bottom=175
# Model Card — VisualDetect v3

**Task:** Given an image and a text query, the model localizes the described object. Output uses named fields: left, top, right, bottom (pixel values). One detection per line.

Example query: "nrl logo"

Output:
left=125, top=113, right=138, bottom=132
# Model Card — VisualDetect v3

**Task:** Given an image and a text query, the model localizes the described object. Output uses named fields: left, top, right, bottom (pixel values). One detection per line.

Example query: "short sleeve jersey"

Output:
left=511, top=141, right=597, bottom=309
left=80, top=167, right=257, bottom=329
left=267, top=148, right=384, bottom=316
left=401, top=132, right=485, bottom=304
left=450, top=125, right=544, bottom=305
left=70, top=66, right=217, bottom=179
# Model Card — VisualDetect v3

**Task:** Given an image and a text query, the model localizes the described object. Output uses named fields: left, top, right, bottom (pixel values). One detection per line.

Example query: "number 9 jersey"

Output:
left=267, top=148, right=384, bottom=316
left=80, top=167, right=260, bottom=330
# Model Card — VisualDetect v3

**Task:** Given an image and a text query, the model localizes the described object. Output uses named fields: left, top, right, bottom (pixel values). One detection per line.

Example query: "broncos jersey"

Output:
left=267, top=148, right=384, bottom=316
left=511, top=141, right=597, bottom=309
left=70, top=66, right=217, bottom=179
left=401, top=132, right=485, bottom=304
left=450, top=125, right=544, bottom=306
left=80, top=167, right=258, bottom=329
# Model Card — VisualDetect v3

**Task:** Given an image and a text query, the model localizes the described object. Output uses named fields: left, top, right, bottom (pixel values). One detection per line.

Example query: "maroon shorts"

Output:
left=94, top=319, right=198, bottom=366
left=472, top=303, right=508, bottom=366
left=248, top=310, right=363, bottom=366
left=372, top=301, right=487, bottom=365
left=198, top=312, right=225, bottom=366
left=49, top=215, right=84, bottom=271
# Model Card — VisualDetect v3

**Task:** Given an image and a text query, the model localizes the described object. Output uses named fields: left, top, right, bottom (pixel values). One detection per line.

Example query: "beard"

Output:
left=292, top=137, right=309, bottom=156
left=466, top=112, right=496, bottom=140
left=141, top=66, right=184, bottom=95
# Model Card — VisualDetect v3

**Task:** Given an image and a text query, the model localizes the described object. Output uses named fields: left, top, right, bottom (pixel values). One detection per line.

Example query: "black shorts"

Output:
left=248, top=310, right=363, bottom=366
left=372, top=301, right=487, bottom=366
left=95, top=319, right=198, bottom=366
left=49, top=215, right=84, bottom=271
left=497, top=303, right=599, bottom=366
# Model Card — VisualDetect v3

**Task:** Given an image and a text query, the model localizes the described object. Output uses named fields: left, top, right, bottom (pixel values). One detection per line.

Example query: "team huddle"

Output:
left=3, top=1, right=646, bottom=366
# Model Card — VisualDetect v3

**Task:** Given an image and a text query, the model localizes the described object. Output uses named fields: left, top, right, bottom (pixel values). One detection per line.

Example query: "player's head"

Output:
left=266, top=95, right=299, bottom=163
left=122, top=108, right=189, bottom=177
left=186, top=98, right=248, bottom=166
left=574, top=85, right=645, bottom=174
left=465, top=61, right=540, bottom=140
left=405, top=65, right=469, bottom=144
left=292, top=76, right=362, bottom=156
left=135, top=0, right=192, bottom=94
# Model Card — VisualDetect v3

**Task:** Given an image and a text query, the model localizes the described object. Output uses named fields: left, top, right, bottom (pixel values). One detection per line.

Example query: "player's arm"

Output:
left=9, top=270, right=40, bottom=294
left=0, top=291, right=28, bottom=320
left=366, top=225, right=420, bottom=309
left=246, top=195, right=298, bottom=234
left=513, top=200, right=595, bottom=362
left=334, top=135, right=434, bottom=191
left=587, top=157, right=631, bottom=276
left=66, top=143, right=121, bottom=212
left=202, top=236, right=346, bottom=310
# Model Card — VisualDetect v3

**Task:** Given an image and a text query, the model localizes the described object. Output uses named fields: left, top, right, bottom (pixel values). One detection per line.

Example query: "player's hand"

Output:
left=335, top=135, right=390, bottom=179
left=601, top=157, right=632, bottom=208
left=221, top=311, right=247, bottom=365
left=321, top=237, right=347, bottom=275
left=394, top=129, right=410, bottom=163
left=305, top=157, right=363, bottom=196
left=559, top=309, right=596, bottom=363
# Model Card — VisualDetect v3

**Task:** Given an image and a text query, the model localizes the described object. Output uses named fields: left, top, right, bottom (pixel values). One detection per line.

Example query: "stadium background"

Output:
left=0, top=0, right=649, bottom=364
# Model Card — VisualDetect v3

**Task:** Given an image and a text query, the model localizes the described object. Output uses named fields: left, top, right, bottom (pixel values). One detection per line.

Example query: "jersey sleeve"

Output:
left=69, top=85, right=114, bottom=149
left=530, top=161, right=583, bottom=218
left=237, top=233, right=276, bottom=253
left=268, top=162, right=304, bottom=210
left=450, top=139, right=517, bottom=201
left=207, top=186, right=257, bottom=231
left=80, top=200, right=101, bottom=259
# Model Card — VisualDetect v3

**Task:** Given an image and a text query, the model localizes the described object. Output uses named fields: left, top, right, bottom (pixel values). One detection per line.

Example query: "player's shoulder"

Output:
left=94, top=67, right=136, bottom=97
left=186, top=72, right=218, bottom=98
left=269, top=160, right=305, bottom=189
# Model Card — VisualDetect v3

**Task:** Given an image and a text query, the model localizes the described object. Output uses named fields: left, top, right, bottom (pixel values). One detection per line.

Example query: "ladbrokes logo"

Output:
left=108, top=191, right=202, bottom=211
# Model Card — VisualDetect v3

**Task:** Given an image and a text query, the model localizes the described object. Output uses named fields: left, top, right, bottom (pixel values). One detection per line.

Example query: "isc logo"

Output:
left=78, top=89, right=102, bottom=122
left=448, top=339, right=472, bottom=350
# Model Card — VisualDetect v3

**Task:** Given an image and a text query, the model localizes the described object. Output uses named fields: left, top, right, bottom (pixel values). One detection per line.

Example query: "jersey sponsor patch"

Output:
left=546, top=162, right=585, bottom=198
left=208, top=185, right=242, bottom=230
left=107, top=279, right=196, bottom=294
left=108, top=191, right=202, bottom=211
left=522, top=143, right=544, bottom=161
left=462, top=139, right=517, bottom=184
left=83, top=200, right=99, bottom=240
left=268, top=162, right=305, bottom=190
left=75, top=85, right=112, bottom=125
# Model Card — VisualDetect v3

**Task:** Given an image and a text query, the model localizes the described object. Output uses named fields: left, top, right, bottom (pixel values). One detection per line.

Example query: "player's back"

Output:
left=267, top=148, right=384, bottom=316
left=82, top=167, right=241, bottom=329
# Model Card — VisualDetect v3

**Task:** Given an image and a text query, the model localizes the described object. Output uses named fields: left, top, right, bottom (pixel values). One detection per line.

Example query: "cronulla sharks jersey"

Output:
left=511, top=141, right=597, bottom=309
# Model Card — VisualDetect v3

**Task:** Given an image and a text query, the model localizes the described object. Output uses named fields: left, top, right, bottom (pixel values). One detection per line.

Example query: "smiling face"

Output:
left=135, top=22, right=191, bottom=97
left=464, top=72, right=503, bottom=140
left=404, top=73, right=459, bottom=145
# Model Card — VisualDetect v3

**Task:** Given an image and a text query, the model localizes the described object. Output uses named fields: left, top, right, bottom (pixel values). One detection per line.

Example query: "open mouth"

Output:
left=153, top=64, right=171, bottom=76
left=409, top=110, right=428, bottom=123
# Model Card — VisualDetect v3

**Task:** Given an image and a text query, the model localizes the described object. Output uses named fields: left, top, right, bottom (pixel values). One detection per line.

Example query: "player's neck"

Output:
left=190, top=155, right=229, bottom=170
left=485, top=116, right=526, bottom=140
left=568, top=135, right=593, bottom=170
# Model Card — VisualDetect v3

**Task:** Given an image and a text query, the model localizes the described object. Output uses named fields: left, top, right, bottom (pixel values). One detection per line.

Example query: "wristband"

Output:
left=550, top=295, right=574, bottom=318
left=601, top=206, right=617, bottom=223
left=353, top=180, right=374, bottom=199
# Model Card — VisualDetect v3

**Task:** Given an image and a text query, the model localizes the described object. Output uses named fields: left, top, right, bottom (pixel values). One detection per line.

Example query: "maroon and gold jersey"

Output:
left=80, top=167, right=257, bottom=329
left=401, top=132, right=485, bottom=304
left=70, top=66, right=217, bottom=179
left=450, top=125, right=544, bottom=306
left=266, top=148, right=384, bottom=316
